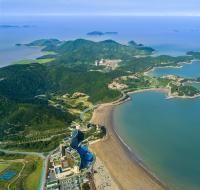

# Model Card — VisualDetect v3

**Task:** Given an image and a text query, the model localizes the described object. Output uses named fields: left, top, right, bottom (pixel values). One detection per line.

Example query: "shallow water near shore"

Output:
left=113, top=91, right=200, bottom=190
left=149, top=60, right=200, bottom=79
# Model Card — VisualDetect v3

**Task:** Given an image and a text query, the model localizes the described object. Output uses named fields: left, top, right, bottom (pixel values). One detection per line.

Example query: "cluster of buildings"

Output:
left=46, top=129, right=95, bottom=190
left=95, top=59, right=121, bottom=70
left=108, top=81, right=128, bottom=90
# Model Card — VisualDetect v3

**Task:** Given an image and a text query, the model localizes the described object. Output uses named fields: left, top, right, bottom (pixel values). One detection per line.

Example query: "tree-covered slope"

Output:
left=0, top=62, right=120, bottom=140
left=0, top=96, right=75, bottom=140
left=0, top=63, right=120, bottom=103
left=0, top=64, right=48, bottom=100
left=27, top=39, right=154, bottom=65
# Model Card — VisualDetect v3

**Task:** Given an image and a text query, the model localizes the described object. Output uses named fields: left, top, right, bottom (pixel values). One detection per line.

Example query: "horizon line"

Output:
left=2, top=13, right=200, bottom=17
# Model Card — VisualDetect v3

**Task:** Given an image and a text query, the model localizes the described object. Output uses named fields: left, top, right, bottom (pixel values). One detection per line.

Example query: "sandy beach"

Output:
left=89, top=103, right=169, bottom=190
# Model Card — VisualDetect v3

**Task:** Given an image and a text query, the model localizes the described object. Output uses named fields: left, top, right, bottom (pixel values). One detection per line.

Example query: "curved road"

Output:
left=80, top=91, right=127, bottom=122
left=8, top=161, right=26, bottom=190
left=0, top=148, right=48, bottom=190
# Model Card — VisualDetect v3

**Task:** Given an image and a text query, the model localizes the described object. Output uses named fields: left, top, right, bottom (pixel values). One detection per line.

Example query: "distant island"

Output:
left=87, top=31, right=118, bottom=36
left=0, top=25, right=35, bottom=29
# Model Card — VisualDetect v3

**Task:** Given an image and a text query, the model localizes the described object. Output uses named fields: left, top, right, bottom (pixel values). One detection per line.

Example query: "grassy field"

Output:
left=22, top=156, right=43, bottom=190
left=0, top=154, right=43, bottom=190
left=0, top=163, right=10, bottom=173
left=0, top=161, right=24, bottom=190
left=14, top=58, right=55, bottom=65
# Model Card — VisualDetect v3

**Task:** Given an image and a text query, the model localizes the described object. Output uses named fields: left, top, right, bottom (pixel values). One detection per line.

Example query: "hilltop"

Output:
left=1, top=38, right=200, bottom=151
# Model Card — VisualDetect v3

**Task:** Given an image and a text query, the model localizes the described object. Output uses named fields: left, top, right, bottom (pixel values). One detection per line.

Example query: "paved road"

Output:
left=80, top=91, right=126, bottom=122
left=0, top=148, right=47, bottom=190
left=0, top=148, right=46, bottom=159
left=80, top=105, right=97, bottom=122
left=7, top=161, right=26, bottom=190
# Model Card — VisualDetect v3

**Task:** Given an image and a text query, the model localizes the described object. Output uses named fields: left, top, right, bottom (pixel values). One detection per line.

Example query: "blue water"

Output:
left=149, top=60, right=200, bottom=79
left=1, top=16, right=200, bottom=67
left=114, top=92, right=200, bottom=190
left=0, top=170, right=16, bottom=180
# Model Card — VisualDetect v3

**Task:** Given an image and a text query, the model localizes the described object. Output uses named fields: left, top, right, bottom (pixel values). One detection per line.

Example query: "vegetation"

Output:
left=14, top=58, right=55, bottom=65
left=0, top=62, right=120, bottom=143
left=0, top=63, right=120, bottom=103
left=83, top=125, right=107, bottom=141
left=82, top=182, right=91, bottom=190
left=2, top=135, right=65, bottom=152
left=21, top=157, right=43, bottom=190
left=0, top=95, right=75, bottom=141
left=27, top=38, right=154, bottom=65
left=0, top=162, right=24, bottom=190
left=0, top=153, right=43, bottom=190
left=1, top=38, right=200, bottom=151
left=119, top=55, right=193, bottom=73
left=170, top=84, right=200, bottom=96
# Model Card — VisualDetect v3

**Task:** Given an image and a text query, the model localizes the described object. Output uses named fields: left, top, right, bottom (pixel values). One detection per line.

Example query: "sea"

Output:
left=1, top=16, right=200, bottom=67
left=113, top=92, right=200, bottom=190
left=149, top=60, right=200, bottom=79
left=1, top=16, right=200, bottom=190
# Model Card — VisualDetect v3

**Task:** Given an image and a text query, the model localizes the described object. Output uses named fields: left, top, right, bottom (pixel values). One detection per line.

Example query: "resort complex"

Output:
left=46, top=127, right=99, bottom=190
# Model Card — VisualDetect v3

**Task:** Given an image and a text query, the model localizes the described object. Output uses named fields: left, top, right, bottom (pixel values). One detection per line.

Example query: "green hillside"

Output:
left=26, top=38, right=154, bottom=65
left=1, top=38, right=199, bottom=148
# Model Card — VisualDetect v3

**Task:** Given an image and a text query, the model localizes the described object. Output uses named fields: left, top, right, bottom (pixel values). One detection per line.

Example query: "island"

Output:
left=0, top=25, right=34, bottom=29
left=1, top=38, right=200, bottom=190
left=87, top=31, right=118, bottom=36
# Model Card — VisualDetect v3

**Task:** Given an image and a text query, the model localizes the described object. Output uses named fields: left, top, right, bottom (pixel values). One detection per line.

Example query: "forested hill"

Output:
left=0, top=63, right=121, bottom=141
left=26, top=38, right=155, bottom=65
left=2, top=38, right=200, bottom=143
left=0, top=63, right=120, bottom=103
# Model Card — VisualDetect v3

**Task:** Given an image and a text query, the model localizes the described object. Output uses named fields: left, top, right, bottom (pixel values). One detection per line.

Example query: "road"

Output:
left=0, top=148, right=51, bottom=190
left=0, top=148, right=45, bottom=159
left=7, top=161, right=26, bottom=190
left=80, top=105, right=97, bottom=122
left=80, top=91, right=127, bottom=122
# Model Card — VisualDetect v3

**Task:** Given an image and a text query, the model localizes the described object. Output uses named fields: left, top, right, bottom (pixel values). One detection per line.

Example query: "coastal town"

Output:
left=45, top=121, right=106, bottom=190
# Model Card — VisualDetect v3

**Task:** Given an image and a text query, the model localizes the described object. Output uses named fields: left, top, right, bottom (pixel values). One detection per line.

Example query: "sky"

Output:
left=0, top=0, right=200, bottom=16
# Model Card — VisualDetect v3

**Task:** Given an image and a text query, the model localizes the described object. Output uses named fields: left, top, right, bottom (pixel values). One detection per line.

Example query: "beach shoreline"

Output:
left=89, top=87, right=200, bottom=190
left=89, top=101, right=169, bottom=190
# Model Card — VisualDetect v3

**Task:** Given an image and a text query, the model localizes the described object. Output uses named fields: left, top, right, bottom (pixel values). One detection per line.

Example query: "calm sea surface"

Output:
left=149, top=60, right=200, bottom=79
left=1, top=16, right=200, bottom=67
left=114, top=92, right=200, bottom=190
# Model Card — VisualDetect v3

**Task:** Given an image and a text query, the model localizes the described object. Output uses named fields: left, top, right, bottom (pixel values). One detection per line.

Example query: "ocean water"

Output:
left=1, top=16, right=200, bottom=190
left=1, top=16, right=200, bottom=67
left=149, top=60, right=200, bottom=79
left=113, top=92, right=200, bottom=190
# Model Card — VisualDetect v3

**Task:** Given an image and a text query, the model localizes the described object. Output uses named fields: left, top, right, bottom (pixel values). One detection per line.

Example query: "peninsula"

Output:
left=1, top=38, right=200, bottom=190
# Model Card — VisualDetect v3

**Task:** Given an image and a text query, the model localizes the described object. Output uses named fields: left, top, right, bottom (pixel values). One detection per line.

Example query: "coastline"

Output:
left=144, top=59, right=199, bottom=77
left=127, top=88, right=200, bottom=99
left=89, top=102, right=169, bottom=190
left=89, top=87, right=200, bottom=190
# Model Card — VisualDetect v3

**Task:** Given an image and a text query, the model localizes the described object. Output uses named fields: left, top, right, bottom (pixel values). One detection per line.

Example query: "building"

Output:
left=46, top=130, right=94, bottom=190
left=95, top=59, right=121, bottom=70
left=46, top=180, right=59, bottom=190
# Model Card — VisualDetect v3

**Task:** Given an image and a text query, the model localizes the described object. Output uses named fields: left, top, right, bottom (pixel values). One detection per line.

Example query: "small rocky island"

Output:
left=87, top=31, right=118, bottom=36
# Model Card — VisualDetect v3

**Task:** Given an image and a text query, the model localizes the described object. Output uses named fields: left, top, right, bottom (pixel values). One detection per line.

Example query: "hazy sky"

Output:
left=1, top=0, right=200, bottom=16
